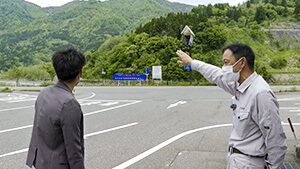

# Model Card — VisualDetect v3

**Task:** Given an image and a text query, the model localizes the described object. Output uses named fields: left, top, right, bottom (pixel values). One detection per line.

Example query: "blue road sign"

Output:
left=185, top=65, right=192, bottom=70
left=113, top=74, right=146, bottom=81
left=145, top=67, right=149, bottom=75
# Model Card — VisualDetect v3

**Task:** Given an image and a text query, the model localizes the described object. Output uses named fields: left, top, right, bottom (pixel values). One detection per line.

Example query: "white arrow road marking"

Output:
left=167, top=101, right=187, bottom=109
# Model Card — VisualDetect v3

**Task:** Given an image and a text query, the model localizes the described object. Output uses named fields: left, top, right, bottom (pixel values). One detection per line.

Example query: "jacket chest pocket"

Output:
left=237, top=110, right=249, bottom=120
left=234, top=109, right=250, bottom=137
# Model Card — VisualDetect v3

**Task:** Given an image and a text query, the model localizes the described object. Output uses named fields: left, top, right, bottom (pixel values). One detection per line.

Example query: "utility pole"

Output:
left=166, top=23, right=170, bottom=86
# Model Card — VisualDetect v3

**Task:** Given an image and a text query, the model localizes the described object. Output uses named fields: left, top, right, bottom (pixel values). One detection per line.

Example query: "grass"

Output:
left=0, top=87, right=12, bottom=92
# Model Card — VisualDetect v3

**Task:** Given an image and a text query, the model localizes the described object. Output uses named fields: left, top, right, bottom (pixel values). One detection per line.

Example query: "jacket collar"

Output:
left=237, top=72, right=258, bottom=93
left=55, top=81, right=72, bottom=93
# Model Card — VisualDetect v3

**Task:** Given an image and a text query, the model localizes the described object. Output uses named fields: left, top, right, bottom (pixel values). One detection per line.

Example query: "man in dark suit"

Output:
left=26, top=47, right=86, bottom=169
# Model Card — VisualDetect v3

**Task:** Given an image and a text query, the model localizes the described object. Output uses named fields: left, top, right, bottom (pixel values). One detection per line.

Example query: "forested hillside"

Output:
left=2, top=0, right=300, bottom=84
left=83, top=0, right=300, bottom=83
left=0, top=0, right=192, bottom=71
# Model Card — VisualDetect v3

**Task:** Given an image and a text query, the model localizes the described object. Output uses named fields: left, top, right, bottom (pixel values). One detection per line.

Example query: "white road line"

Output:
left=77, top=92, right=96, bottom=101
left=0, top=125, right=33, bottom=134
left=112, top=124, right=233, bottom=169
left=0, top=100, right=141, bottom=134
left=0, top=92, right=96, bottom=112
left=84, top=122, right=138, bottom=139
left=278, top=97, right=300, bottom=101
left=101, top=102, right=119, bottom=106
left=0, top=105, right=34, bottom=112
left=2, top=122, right=300, bottom=160
left=167, top=101, right=187, bottom=109
left=8, top=98, right=37, bottom=103
left=84, top=101, right=141, bottom=116
left=0, top=122, right=139, bottom=158
left=113, top=122, right=300, bottom=169
left=280, top=107, right=300, bottom=110
left=0, top=148, right=29, bottom=158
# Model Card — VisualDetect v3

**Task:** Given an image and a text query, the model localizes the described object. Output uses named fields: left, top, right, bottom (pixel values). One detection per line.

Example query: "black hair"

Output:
left=222, top=43, right=255, bottom=70
left=52, top=47, right=86, bottom=82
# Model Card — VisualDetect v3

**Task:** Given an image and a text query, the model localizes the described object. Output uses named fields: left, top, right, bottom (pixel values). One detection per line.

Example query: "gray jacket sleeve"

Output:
left=255, top=91, right=287, bottom=169
left=191, top=60, right=236, bottom=96
left=61, top=99, right=85, bottom=169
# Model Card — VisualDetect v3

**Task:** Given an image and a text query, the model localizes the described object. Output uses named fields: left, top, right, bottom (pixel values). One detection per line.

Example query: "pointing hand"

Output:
left=176, top=50, right=192, bottom=66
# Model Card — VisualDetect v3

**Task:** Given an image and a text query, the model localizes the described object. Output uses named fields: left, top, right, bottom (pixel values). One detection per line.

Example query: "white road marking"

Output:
left=113, top=122, right=300, bottom=169
left=0, top=148, right=29, bottom=158
left=83, top=101, right=141, bottom=116
left=280, top=107, right=300, bottom=110
left=112, top=124, right=232, bottom=169
left=101, top=102, right=119, bottom=106
left=0, top=105, right=34, bottom=112
left=8, top=98, right=37, bottom=103
left=0, top=92, right=96, bottom=112
left=167, top=101, right=187, bottom=109
left=84, top=122, right=138, bottom=139
left=77, top=92, right=96, bottom=101
left=0, top=122, right=139, bottom=158
left=80, top=101, right=102, bottom=106
left=278, top=97, right=300, bottom=101
left=0, top=93, right=37, bottom=103
left=0, top=100, right=141, bottom=134
left=2, top=122, right=300, bottom=160
left=0, top=125, right=33, bottom=134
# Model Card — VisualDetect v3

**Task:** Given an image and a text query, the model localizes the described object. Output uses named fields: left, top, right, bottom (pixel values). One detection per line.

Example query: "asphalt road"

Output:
left=0, top=86, right=300, bottom=169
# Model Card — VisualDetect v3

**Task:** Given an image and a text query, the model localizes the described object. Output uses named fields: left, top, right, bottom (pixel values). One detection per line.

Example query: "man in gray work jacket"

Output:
left=176, top=43, right=287, bottom=169
left=26, top=47, right=86, bottom=169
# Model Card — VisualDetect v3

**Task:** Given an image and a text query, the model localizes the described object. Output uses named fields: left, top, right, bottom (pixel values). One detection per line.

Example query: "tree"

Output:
left=281, top=0, right=287, bottom=7
left=271, top=0, right=277, bottom=6
left=294, top=2, right=300, bottom=15
left=247, top=1, right=251, bottom=8
left=254, top=6, right=266, bottom=24
left=42, top=63, right=56, bottom=81
left=12, top=66, right=22, bottom=86
left=196, top=24, right=227, bottom=53
left=295, top=2, right=300, bottom=20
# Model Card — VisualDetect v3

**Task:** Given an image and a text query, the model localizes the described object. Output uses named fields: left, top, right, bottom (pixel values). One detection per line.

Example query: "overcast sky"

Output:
left=25, top=0, right=248, bottom=8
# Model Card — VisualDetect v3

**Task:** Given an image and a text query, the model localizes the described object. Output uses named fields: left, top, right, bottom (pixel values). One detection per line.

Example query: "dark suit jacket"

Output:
left=26, top=81, right=85, bottom=169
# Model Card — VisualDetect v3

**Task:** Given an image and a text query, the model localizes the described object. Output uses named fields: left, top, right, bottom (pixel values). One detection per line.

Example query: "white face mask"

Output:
left=222, top=57, right=243, bottom=82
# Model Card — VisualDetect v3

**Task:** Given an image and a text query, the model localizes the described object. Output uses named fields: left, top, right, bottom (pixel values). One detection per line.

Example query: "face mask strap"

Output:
left=233, top=57, right=244, bottom=67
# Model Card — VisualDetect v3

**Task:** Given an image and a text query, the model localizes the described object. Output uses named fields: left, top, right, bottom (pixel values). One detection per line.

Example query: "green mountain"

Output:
left=83, top=0, right=300, bottom=83
left=0, top=0, right=193, bottom=71
left=0, top=0, right=46, bottom=33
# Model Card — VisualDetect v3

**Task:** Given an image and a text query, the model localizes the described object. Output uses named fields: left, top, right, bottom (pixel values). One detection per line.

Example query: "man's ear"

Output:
left=241, top=57, right=247, bottom=69
left=79, top=69, right=83, bottom=78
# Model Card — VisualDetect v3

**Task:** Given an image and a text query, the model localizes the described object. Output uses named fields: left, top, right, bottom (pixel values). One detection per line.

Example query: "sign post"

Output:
left=181, top=25, right=195, bottom=84
left=145, top=67, right=149, bottom=85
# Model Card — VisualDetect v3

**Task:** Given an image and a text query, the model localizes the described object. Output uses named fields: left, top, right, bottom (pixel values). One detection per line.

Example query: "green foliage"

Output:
left=270, top=56, right=288, bottom=68
left=255, top=6, right=266, bottom=24
left=1, top=0, right=300, bottom=83
left=0, top=0, right=193, bottom=71
left=0, top=87, right=12, bottom=92
left=40, top=82, right=55, bottom=87
left=42, top=63, right=56, bottom=81
left=0, top=65, right=49, bottom=81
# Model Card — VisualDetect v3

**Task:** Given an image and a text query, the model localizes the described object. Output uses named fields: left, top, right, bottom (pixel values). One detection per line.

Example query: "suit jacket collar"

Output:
left=55, top=81, right=72, bottom=93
